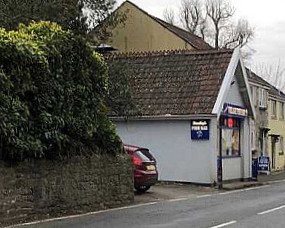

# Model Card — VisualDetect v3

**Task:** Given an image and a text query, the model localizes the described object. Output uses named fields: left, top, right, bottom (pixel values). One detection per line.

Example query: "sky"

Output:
left=116, top=0, right=285, bottom=80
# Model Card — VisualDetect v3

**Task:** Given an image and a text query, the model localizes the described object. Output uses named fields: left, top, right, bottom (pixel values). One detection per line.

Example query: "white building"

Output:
left=108, top=48, right=255, bottom=185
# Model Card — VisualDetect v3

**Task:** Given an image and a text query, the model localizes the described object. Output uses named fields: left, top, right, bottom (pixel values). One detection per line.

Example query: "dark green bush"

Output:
left=0, top=21, right=122, bottom=161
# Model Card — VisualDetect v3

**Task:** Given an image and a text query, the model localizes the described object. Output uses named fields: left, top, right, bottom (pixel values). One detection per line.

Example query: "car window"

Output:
left=135, top=149, right=155, bottom=162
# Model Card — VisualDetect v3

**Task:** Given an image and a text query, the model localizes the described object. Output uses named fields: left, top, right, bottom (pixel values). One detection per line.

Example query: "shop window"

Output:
left=220, top=117, right=241, bottom=157
left=259, top=88, right=267, bottom=108
left=280, top=102, right=284, bottom=120
left=271, top=100, right=277, bottom=119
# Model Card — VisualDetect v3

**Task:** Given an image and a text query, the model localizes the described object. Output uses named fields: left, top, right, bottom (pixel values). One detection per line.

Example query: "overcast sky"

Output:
left=116, top=0, right=285, bottom=77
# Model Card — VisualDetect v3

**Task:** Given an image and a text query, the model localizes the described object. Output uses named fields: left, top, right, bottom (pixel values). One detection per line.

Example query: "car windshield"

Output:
left=135, top=149, right=155, bottom=162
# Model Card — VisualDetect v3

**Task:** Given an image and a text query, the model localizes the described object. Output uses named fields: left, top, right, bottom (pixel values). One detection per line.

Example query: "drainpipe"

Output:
left=262, top=132, right=265, bottom=156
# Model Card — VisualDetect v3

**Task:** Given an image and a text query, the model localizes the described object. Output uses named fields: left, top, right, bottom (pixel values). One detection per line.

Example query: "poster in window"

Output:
left=191, top=120, right=210, bottom=140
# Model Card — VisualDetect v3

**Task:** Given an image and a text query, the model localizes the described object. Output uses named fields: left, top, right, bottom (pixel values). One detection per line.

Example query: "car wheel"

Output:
left=135, top=185, right=151, bottom=193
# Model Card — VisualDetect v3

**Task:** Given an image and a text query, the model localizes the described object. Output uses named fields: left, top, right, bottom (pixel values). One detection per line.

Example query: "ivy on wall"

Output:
left=0, top=21, right=122, bottom=161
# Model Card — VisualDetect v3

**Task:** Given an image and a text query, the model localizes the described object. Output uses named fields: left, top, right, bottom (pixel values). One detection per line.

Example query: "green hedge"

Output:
left=0, top=21, right=122, bottom=161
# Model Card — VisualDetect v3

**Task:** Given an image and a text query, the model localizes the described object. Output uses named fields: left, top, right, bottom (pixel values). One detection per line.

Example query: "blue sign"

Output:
left=258, top=156, right=270, bottom=171
left=222, top=103, right=248, bottom=118
left=191, top=120, right=210, bottom=140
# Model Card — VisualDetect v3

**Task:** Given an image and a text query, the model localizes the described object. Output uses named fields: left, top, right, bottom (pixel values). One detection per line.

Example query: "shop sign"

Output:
left=222, top=103, right=248, bottom=118
left=258, top=156, right=270, bottom=171
left=191, top=120, right=210, bottom=140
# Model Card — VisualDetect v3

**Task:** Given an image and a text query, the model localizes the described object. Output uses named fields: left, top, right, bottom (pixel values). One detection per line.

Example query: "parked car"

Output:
left=124, top=144, right=158, bottom=193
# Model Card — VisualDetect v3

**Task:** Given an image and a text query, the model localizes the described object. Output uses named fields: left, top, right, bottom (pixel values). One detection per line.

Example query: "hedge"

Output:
left=0, top=21, right=122, bottom=161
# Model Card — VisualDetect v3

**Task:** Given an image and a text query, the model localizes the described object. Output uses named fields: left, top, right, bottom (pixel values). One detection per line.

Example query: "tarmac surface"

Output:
left=134, top=170, right=285, bottom=204
left=17, top=171, right=285, bottom=228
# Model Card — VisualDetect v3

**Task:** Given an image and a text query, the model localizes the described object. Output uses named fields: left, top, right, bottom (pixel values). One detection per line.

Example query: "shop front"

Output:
left=217, top=103, right=250, bottom=186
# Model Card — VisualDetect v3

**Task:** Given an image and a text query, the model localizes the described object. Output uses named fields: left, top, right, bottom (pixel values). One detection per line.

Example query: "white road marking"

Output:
left=3, top=202, right=158, bottom=228
left=219, top=185, right=270, bottom=195
left=210, top=220, right=237, bottom=228
left=168, top=197, right=188, bottom=202
left=258, top=205, right=285, bottom=215
left=266, top=179, right=285, bottom=184
left=244, top=185, right=270, bottom=191
left=197, top=194, right=212, bottom=198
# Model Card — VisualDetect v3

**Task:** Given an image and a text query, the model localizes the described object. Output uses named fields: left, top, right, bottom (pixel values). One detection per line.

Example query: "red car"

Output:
left=124, top=144, right=158, bottom=192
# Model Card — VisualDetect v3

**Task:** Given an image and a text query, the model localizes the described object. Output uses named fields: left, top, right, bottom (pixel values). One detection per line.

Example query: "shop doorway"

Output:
left=269, top=134, right=280, bottom=170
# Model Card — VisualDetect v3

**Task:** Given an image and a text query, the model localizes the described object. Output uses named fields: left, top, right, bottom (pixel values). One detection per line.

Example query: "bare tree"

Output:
left=163, top=8, right=175, bottom=25
left=179, top=0, right=204, bottom=34
left=256, top=61, right=285, bottom=92
left=222, top=19, right=254, bottom=49
left=205, top=0, right=235, bottom=49
left=164, top=0, right=254, bottom=53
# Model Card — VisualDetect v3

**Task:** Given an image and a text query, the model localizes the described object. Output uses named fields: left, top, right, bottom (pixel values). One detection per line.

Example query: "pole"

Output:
left=218, top=127, right=223, bottom=189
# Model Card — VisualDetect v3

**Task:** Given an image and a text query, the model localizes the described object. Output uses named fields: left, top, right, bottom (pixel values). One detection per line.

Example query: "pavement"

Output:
left=134, top=170, right=285, bottom=204
left=223, top=170, right=285, bottom=190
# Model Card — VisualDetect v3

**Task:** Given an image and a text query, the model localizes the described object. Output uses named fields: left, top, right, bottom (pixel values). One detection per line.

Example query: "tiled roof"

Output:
left=151, top=16, right=213, bottom=50
left=107, top=49, right=233, bottom=116
left=124, top=1, right=212, bottom=51
left=247, top=69, right=285, bottom=99
left=247, top=69, right=271, bottom=88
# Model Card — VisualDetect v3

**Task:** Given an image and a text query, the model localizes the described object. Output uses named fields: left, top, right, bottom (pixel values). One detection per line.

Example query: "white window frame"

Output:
left=271, top=99, right=277, bottom=118
left=280, top=102, right=284, bottom=120
left=259, top=88, right=267, bottom=108
left=280, top=136, right=284, bottom=155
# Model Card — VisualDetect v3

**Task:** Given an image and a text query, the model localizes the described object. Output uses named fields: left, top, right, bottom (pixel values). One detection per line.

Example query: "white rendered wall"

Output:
left=115, top=118, right=217, bottom=184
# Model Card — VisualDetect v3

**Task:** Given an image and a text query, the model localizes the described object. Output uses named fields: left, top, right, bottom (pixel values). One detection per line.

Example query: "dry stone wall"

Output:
left=0, top=154, right=134, bottom=227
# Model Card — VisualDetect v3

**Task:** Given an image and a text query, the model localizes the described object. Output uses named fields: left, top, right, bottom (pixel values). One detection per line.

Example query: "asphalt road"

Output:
left=17, top=180, right=285, bottom=228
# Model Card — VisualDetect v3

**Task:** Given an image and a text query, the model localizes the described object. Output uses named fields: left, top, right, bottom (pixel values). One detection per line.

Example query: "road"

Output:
left=17, top=180, right=285, bottom=228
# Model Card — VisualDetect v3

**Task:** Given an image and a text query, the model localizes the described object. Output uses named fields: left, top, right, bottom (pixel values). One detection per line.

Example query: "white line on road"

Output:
left=196, top=194, right=212, bottom=198
left=3, top=202, right=158, bottom=228
left=210, top=220, right=237, bottom=228
left=168, top=197, right=188, bottom=202
left=258, top=205, right=285, bottom=215
left=219, top=185, right=270, bottom=195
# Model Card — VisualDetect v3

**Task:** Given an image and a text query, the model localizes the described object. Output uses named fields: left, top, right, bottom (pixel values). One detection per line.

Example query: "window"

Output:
left=220, top=117, right=241, bottom=157
left=279, top=136, right=284, bottom=155
left=280, top=102, right=284, bottom=120
left=259, top=88, right=267, bottom=108
left=251, top=129, right=256, bottom=149
left=271, top=100, right=277, bottom=118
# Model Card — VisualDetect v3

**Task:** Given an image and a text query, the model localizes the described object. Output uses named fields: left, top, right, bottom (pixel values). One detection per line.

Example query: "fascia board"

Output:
left=211, top=48, right=240, bottom=118
left=240, top=56, right=256, bottom=120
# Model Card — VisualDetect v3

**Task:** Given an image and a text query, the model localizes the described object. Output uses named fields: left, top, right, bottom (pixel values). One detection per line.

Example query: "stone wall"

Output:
left=0, top=154, right=134, bottom=227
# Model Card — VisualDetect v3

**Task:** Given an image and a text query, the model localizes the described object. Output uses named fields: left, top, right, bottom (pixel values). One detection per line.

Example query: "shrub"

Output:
left=0, top=21, right=122, bottom=161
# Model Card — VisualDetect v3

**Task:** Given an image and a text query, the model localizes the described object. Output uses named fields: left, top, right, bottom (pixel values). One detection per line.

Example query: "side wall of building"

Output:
left=115, top=118, right=217, bottom=184
left=248, top=82, right=269, bottom=158
left=268, top=96, right=285, bottom=170
left=105, top=2, right=194, bottom=52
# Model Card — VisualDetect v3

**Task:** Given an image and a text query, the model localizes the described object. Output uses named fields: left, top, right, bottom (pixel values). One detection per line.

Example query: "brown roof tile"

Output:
left=247, top=68, right=285, bottom=99
left=152, top=17, right=213, bottom=50
left=107, top=49, right=233, bottom=116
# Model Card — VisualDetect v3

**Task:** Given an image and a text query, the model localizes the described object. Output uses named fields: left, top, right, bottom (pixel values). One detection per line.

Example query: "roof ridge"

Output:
left=104, top=49, right=233, bottom=59
left=152, top=16, right=212, bottom=49
left=121, top=1, right=212, bottom=50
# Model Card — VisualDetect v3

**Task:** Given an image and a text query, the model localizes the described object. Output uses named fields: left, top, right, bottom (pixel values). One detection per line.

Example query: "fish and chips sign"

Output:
left=191, top=120, right=210, bottom=140
left=222, top=103, right=248, bottom=118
